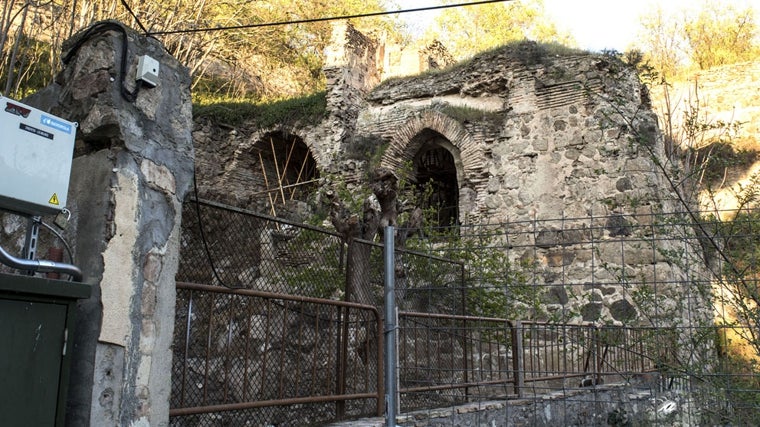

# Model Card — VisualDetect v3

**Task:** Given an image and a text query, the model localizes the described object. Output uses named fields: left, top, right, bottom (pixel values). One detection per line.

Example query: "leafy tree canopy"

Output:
left=421, top=0, right=574, bottom=60
left=635, top=1, right=759, bottom=79
left=0, top=0, right=402, bottom=100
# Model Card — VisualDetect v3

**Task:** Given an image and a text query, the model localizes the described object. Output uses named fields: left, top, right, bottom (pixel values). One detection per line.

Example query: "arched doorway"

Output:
left=253, top=132, right=319, bottom=217
left=411, top=130, right=459, bottom=227
left=381, top=110, right=483, bottom=225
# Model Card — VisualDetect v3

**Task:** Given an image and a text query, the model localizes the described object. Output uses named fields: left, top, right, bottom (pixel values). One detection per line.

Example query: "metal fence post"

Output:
left=384, top=226, right=398, bottom=427
left=336, top=304, right=349, bottom=419
left=460, top=264, right=469, bottom=399
left=511, top=320, right=525, bottom=398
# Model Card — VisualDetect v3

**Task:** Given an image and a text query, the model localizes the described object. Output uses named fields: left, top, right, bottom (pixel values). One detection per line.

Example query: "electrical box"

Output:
left=137, top=55, right=160, bottom=87
left=0, top=96, right=77, bottom=216
left=0, top=273, right=91, bottom=426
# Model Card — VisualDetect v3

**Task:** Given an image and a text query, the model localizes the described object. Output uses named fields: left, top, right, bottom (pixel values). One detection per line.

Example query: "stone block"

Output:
left=580, top=302, right=603, bottom=321
left=610, top=298, right=637, bottom=322
left=545, top=249, right=576, bottom=267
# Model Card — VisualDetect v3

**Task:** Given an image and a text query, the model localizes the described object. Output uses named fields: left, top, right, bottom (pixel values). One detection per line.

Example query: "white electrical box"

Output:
left=137, top=55, right=160, bottom=87
left=0, top=96, right=77, bottom=216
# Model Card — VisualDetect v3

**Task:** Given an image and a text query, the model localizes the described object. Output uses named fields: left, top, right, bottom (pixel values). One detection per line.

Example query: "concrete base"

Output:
left=326, top=384, right=691, bottom=427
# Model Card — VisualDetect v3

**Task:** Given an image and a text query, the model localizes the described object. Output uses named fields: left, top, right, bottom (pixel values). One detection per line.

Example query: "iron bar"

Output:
left=512, top=320, right=524, bottom=397
left=337, top=305, right=349, bottom=418
left=277, top=301, right=287, bottom=398
left=169, top=392, right=381, bottom=416
left=179, top=289, right=194, bottom=406
left=310, top=304, right=321, bottom=396
left=243, top=295, right=253, bottom=401
left=376, top=309, right=385, bottom=417
left=260, top=299, right=272, bottom=399
left=177, top=281, right=376, bottom=310
left=203, top=293, right=214, bottom=405
left=222, top=297, right=233, bottom=402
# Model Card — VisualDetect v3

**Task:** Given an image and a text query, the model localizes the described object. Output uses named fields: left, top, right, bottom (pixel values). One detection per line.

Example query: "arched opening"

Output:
left=253, top=132, right=319, bottom=218
left=411, top=130, right=459, bottom=227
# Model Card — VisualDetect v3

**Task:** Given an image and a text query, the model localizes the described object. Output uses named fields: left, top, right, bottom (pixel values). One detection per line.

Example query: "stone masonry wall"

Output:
left=183, top=25, right=717, bottom=424
left=351, top=42, right=709, bottom=328
left=192, top=28, right=712, bottom=334
left=328, top=384, right=693, bottom=427
left=10, top=22, right=194, bottom=426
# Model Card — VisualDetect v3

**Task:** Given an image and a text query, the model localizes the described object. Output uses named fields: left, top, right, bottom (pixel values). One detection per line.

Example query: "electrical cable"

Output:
left=120, top=0, right=148, bottom=35
left=192, top=168, right=241, bottom=289
left=147, top=0, right=513, bottom=36
left=62, top=21, right=142, bottom=102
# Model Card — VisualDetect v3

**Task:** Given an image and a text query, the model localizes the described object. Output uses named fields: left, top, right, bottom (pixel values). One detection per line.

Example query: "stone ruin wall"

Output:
left=652, top=61, right=760, bottom=214
left=356, top=44, right=704, bottom=325
left=193, top=25, right=711, bottom=329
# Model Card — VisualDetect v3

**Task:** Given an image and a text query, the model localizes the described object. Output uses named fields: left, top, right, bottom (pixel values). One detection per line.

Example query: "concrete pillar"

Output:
left=24, top=21, right=193, bottom=426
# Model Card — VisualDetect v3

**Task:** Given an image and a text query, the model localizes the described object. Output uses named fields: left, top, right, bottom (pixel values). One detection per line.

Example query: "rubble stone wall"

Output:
left=192, top=26, right=711, bottom=331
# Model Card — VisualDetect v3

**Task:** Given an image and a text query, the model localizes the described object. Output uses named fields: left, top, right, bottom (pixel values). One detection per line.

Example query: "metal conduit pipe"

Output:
left=0, top=243, right=82, bottom=282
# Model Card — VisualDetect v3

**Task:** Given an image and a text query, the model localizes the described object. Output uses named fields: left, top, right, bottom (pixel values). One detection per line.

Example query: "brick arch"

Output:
left=221, top=129, right=321, bottom=213
left=233, top=126, right=331, bottom=173
left=380, top=110, right=487, bottom=221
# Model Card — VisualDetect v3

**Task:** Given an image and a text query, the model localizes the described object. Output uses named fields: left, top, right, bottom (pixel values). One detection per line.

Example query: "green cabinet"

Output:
left=0, top=274, right=90, bottom=427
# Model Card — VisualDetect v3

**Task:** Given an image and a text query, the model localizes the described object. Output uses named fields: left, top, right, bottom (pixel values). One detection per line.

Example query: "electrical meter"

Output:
left=0, top=96, right=77, bottom=216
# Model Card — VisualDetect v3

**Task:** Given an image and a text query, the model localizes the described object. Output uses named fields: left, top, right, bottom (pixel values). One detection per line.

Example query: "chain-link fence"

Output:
left=395, top=315, right=670, bottom=413
left=177, top=198, right=346, bottom=297
left=173, top=199, right=760, bottom=426
left=389, top=207, right=760, bottom=425
left=171, top=282, right=382, bottom=426
left=172, top=199, right=383, bottom=426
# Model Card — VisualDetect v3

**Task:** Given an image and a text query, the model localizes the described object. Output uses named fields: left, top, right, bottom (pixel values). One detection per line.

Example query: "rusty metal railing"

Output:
left=171, top=200, right=676, bottom=424
left=397, top=313, right=669, bottom=411
left=170, top=282, right=383, bottom=426
left=517, top=322, right=666, bottom=391
left=398, top=312, right=514, bottom=410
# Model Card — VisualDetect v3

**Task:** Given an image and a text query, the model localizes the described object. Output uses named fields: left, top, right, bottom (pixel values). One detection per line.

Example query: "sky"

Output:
left=393, top=0, right=760, bottom=53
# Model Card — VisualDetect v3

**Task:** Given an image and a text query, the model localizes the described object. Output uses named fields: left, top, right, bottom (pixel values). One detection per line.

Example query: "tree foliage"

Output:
left=613, top=71, right=760, bottom=423
left=684, top=2, right=759, bottom=70
left=0, top=0, right=400, bottom=100
left=635, top=2, right=759, bottom=78
left=422, top=0, right=574, bottom=60
left=636, top=5, right=684, bottom=80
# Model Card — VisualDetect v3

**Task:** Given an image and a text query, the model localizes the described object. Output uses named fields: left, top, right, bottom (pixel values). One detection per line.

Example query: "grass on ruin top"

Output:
left=379, top=40, right=591, bottom=86
left=192, top=92, right=327, bottom=128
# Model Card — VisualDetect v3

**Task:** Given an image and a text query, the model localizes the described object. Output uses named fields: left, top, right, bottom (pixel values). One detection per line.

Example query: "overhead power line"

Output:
left=145, top=0, right=513, bottom=36
left=121, top=0, right=148, bottom=34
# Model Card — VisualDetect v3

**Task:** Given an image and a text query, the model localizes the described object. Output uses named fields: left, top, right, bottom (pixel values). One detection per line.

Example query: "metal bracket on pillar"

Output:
left=23, top=216, right=41, bottom=274
left=0, top=213, right=82, bottom=282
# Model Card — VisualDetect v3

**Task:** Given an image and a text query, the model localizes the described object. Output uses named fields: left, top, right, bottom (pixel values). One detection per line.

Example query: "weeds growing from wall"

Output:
left=193, top=91, right=327, bottom=128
